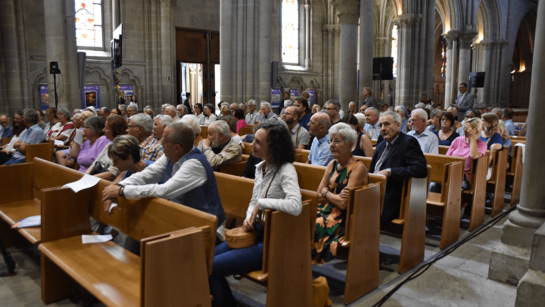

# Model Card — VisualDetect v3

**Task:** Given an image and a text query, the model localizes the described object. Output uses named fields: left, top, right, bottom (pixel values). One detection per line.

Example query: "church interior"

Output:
left=1, top=0, right=545, bottom=306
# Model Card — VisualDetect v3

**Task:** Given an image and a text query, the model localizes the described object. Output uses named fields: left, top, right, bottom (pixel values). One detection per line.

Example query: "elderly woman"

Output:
left=44, top=107, right=59, bottom=136
left=239, top=102, right=248, bottom=115
left=0, top=111, right=25, bottom=165
left=435, top=111, right=459, bottom=146
left=194, top=103, right=205, bottom=125
left=219, top=103, right=231, bottom=120
left=280, top=99, right=293, bottom=116
left=77, top=116, right=111, bottom=173
left=313, top=123, right=368, bottom=264
left=395, top=105, right=409, bottom=134
left=180, top=114, right=203, bottom=151
left=348, top=101, right=357, bottom=115
left=55, top=113, right=85, bottom=167
left=342, top=114, right=373, bottom=157
left=84, top=115, right=129, bottom=177
left=143, top=106, right=154, bottom=118
left=209, top=121, right=302, bottom=305
left=48, top=107, right=74, bottom=145
left=203, top=103, right=217, bottom=126
left=427, top=109, right=442, bottom=133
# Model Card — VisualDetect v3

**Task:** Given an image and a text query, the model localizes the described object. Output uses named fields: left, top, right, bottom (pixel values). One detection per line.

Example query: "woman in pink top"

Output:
left=233, top=109, right=248, bottom=134
left=446, top=117, right=487, bottom=182
left=77, top=116, right=111, bottom=173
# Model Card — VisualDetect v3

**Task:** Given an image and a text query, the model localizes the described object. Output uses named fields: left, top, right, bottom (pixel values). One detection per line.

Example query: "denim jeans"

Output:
left=3, top=157, right=26, bottom=165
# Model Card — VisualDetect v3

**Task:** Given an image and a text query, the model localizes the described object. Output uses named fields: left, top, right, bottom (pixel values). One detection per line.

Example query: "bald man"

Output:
left=307, top=112, right=333, bottom=166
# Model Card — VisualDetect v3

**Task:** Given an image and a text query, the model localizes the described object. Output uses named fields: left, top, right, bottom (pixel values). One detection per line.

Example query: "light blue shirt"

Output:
left=309, top=134, right=333, bottom=166
left=256, top=112, right=278, bottom=123
left=504, top=119, right=516, bottom=136
left=364, top=121, right=380, bottom=140
left=407, top=128, right=439, bottom=154
left=13, top=124, right=46, bottom=160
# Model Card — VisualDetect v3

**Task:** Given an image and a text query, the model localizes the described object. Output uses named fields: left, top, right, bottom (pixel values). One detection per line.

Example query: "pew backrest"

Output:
left=200, top=125, right=208, bottom=139
left=243, top=142, right=252, bottom=155
left=27, top=142, right=54, bottom=162
left=1, top=137, right=12, bottom=146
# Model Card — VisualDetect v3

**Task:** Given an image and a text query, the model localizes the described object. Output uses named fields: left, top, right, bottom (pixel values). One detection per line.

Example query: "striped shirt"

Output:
left=140, top=135, right=164, bottom=161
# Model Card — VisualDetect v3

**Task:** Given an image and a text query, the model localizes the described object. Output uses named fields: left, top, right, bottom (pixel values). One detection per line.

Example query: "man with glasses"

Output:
left=454, top=83, right=474, bottom=122
left=307, top=112, right=333, bottom=166
left=0, top=114, right=13, bottom=138
left=126, top=113, right=163, bottom=161
left=324, top=100, right=342, bottom=125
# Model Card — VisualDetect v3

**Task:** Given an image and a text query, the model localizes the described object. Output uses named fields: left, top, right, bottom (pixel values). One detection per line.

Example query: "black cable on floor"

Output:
left=372, top=206, right=516, bottom=307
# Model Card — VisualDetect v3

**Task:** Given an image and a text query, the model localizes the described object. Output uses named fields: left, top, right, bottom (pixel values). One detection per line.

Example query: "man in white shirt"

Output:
left=102, top=121, right=226, bottom=227
left=245, top=99, right=259, bottom=125
left=364, top=107, right=381, bottom=140
left=407, top=109, right=439, bottom=154
left=282, top=106, right=310, bottom=149
left=165, top=105, right=180, bottom=122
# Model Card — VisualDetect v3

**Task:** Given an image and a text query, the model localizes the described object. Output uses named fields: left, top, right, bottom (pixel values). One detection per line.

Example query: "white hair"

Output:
left=209, top=120, right=230, bottom=137
left=261, top=101, right=271, bottom=109
left=180, top=114, right=202, bottom=135
left=166, top=105, right=177, bottom=113
left=353, top=113, right=366, bottom=125
left=411, top=109, right=428, bottom=121
left=128, top=103, right=138, bottom=111
left=349, top=101, right=356, bottom=107
left=415, top=102, right=426, bottom=109
left=365, top=107, right=379, bottom=116
left=329, top=123, right=357, bottom=144
left=247, top=99, right=257, bottom=106
left=380, top=110, right=402, bottom=125
left=131, top=113, right=154, bottom=134
left=155, top=114, right=173, bottom=126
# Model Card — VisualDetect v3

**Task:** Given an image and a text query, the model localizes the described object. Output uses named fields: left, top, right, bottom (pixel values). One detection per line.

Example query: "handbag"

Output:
left=225, top=168, right=277, bottom=249
left=89, top=161, right=109, bottom=175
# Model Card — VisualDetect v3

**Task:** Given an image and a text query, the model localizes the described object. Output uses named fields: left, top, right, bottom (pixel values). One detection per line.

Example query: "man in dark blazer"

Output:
left=455, top=83, right=474, bottom=122
left=369, top=110, right=428, bottom=224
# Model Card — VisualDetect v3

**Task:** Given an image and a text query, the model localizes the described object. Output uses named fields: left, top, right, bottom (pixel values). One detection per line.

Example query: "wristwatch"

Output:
left=116, top=183, right=125, bottom=197
left=322, top=190, right=328, bottom=198
left=387, top=168, right=392, bottom=176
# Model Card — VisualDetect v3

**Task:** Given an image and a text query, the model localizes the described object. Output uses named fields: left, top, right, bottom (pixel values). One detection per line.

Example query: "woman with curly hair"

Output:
left=209, top=121, right=303, bottom=306
left=313, top=123, right=368, bottom=264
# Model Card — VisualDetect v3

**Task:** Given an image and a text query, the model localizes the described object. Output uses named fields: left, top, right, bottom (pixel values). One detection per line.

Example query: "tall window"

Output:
left=75, top=0, right=103, bottom=48
left=281, top=0, right=299, bottom=64
left=391, top=24, right=398, bottom=78
left=441, top=38, right=447, bottom=78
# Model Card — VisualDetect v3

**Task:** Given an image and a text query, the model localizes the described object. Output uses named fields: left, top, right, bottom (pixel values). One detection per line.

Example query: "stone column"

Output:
left=44, top=0, right=79, bottom=109
left=477, top=39, right=492, bottom=107
left=443, top=31, right=459, bottom=107
left=457, top=32, right=476, bottom=94
left=160, top=0, right=176, bottom=105
left=397, top=14, right=419, bottom=107
left=488, top=0, right=545, bottom=287
left=219, top=0, right=233, bottom=102
left=358, top=0, right=373, bottom=104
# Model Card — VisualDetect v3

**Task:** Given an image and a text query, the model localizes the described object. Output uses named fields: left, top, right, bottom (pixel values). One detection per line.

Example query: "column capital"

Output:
left=322, top=24, right=341, bottom=35
left=158, top=0, right=177, bottom=7
left=459, top=31, right=477, bottom=49
left=442, top=30, right=460, bottom=49
left=332, top=0, right=360, bottom=25
left=477, top=38, right=494, bottom=49
left=396, top=14, right=421, bottom=29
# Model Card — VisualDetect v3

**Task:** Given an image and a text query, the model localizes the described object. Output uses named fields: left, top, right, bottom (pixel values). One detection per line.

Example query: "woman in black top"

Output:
left=342, top=114, right=373, bottom=157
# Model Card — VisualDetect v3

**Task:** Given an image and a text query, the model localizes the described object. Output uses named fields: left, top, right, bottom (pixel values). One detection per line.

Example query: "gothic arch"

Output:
left=85, top=67, right=111, bottom=85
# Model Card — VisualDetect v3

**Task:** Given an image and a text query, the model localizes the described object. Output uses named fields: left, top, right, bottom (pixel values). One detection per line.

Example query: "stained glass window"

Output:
left=391, top=24, right=398, bottom=78
left=75, top=1, right=103, bottom=48
left=441, top=38, right=447, bottom=78
left=282, top=0, right=299, bottom=64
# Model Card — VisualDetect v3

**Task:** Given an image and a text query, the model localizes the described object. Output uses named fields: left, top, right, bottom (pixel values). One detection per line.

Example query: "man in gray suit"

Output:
left=454, top=83, right=474, bottom=122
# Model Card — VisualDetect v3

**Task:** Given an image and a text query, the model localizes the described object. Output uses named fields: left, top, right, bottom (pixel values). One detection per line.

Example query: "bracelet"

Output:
left=322, top=190, right=328, bottom=198
left=116, top=183, right=124, bottom=197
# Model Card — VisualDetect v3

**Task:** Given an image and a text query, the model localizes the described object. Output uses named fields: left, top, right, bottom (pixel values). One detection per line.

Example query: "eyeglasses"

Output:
left=327, top=139, right=344, bottom=145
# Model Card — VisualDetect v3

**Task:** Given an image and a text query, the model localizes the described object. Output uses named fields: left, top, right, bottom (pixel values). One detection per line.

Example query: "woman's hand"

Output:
left=242, top=205, right=262, bottom=232
left=339, top=187, right=350, bottom=199
left=102, top=185, right=121, bottom=202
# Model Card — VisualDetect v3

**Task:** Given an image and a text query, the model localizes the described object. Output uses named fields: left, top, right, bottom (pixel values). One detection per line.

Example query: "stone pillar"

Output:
left=44, top=0, right=79, bottom=110
left=219, top=0, right=233, bottom=102
left=443, top=31, right=459, bottom=107
left=334, top=0, right=359, bottom=112
left=160, top=0, right=176, bottom=105
left=397, top=14, right=419, bottom=107
left=457, top=32, right=476, bottom=94
left=477, top=39, right=492, bottom=107
left=488, top=0, right=545, bottom=287
left=358, top=0, right=373, bottom=104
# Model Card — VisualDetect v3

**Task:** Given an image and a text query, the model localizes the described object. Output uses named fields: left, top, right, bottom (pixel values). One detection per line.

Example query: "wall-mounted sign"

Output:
left=82, top=85, right=100, bottom=108
left=289, top=89, right=299, bottom=100
left=119, top=85, right=134, bottom=104
left=271, top=89, right=281, bottom=108
left=308, top=89, right=315, bottom=106
left=40, top=86, right=49, bottom=110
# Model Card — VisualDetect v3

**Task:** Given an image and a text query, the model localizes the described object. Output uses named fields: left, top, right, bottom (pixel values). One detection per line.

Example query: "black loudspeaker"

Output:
left=50, top=62, right=61, bottom=74
left=469, top=72, right=485, bottom=88
left=271, top=61, right=279, bottom=88
left=372, top=57, right=393, bottom=80
left=77, top=52, right=86, bottom=89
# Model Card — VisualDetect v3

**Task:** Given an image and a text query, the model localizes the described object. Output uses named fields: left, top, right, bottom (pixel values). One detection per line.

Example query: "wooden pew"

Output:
left=1, top=137, right=12, bottom=146
left=438, top=145, right=449, bottom=155
left=487, top=148, right=509, bottom=217
left=424, top=154, right=465, bottom=249
left=295, top=148, right=310, bottom=163
left=242, top=142, right=252, bottom=155
left=239, top=127, right=254, bottom=136
left=214, top=171, right=314, bottom=306
left=27, top=142, right=54, bottom=162
left=39, top=177, right=217, bottom=306
left=200, top=125, right=208, bottom=139
left=507, top=141, right=525, bottom=206
left=0, top=158, right=84, bottom=244
left=461, top=152, right=490, bottom=231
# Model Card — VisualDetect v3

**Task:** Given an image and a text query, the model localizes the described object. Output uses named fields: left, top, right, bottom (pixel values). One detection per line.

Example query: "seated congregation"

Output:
left=0, top=97, right=522, bottom=306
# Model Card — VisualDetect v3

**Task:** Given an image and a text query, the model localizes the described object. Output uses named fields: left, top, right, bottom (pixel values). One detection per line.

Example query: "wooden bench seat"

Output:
left=200, top=125, right=208, bottom=139
left=0, top=198, right=41, bottom=243
left=487, top=148, right=509, bottom=217
left=239, top=127, right=254, bottom=136
left=507, top=140, right=524, bottom=206
left=1, top=137, right=12, bottom=146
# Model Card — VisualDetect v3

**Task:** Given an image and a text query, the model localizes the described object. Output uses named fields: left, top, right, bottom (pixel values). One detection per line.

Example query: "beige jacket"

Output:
left=203, top=137, right=242, bottom=171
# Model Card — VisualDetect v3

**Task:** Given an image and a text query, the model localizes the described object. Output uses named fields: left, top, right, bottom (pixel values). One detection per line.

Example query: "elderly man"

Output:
left=119, top=104, right=128, bottom=119
left=3, top=109, right=46, bottom=165
left=312, top=104, right=321, bottom=114
left=230, top=102, right=239, bottom=112
left=454, top=83, right=474, bottom=122
left=239, top=102, right=248, bottom=115
left=502, top=108, right=516, bottom=136
left=161, top=104, right=170, bottom=115
left=99, top=107, right=111, bottom=120
left=202, top=121, right=242, bottom=171
left=360, top=104, right=368, bottom=114
left=307, top=112, right=333, bottom=166
left=102, top=121, right=226, bottom=229
left=165, top=105, right=180, bottom=122
left=177, top=104, right=188, bottom=119
left=0, top=114, right=12, bottom=138
left=127, top=104, right=138, bottom=118
left=153, top=115, right=174, bottom=141
left=127, top=113, right=163, bottom=161
left=255, top=102, right=278, bottom=124
left=370, top=111, right=427, bottom=224
left=245, top=100, right=259, bottom=125
left=324, top=100, right=342, bottom=125
left=280, top=99, right=293, bottom=116
left=407, top=109, right=439, bottom=154
left=282, top=106, right=310, bottom=149
left=364, top=107, right=381, bottom=140
left=349, top=101, right=357, bottom=115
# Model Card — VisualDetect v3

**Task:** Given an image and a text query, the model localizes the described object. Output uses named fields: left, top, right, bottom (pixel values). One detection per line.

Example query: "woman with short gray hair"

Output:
left=77, top=116, right=111, bottom=173
left=48, top=107, right=74, bottom=145
left=313, top=122, right=368, bottom=263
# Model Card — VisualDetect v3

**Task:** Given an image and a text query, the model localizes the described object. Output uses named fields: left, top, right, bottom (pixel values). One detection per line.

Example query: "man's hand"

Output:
left=377, top=169, right=389, bottom=178
left=103, top=198, right=115, bottom=215
left=102, top=185, right=121, bottom=202
left=202, top=138, right=211, bottom=149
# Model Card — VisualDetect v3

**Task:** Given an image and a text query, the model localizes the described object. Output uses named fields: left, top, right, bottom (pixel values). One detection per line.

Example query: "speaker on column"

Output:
left=77, top=52, right=87, bottom=89
left=469, top=72, right=485, bottom=88
left=372, top=57, right=394, bottom=80
left=271, top=61, right=279, bottom=89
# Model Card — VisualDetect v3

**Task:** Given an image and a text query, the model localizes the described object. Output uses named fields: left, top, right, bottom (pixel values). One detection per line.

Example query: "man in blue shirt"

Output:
left=3, top=109, right=46, bottom=165
left=307, top=112, right=333, bottom=166
left=502, top=108, right=516, bottom=136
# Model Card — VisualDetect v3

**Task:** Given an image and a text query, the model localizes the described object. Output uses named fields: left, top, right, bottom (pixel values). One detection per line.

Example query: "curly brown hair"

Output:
left=254, top=121, right=295, bottom=165
left=106, top=115, right=128, bottom=138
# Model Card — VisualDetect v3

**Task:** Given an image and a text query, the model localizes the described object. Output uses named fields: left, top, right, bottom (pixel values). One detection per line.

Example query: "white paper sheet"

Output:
left=109, top=202, right=119, bottom=213
left=515, top=143, right=526, bottom=164
left=62, top=174, right=102, bottom=193
left=12, top=215, right=41, bottom=229
left=81, top=234, right=113, bottom=244
left=53, top=140, right=64, bottom=146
